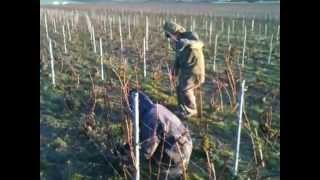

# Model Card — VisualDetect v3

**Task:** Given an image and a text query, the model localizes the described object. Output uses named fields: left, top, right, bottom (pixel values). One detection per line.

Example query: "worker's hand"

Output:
left=171, top=70, right=176, bottom=77
left=165, top=31, right=178, bottom=42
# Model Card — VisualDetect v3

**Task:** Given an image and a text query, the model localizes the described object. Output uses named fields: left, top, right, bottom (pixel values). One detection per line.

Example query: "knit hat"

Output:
left=163, top=21, right=186, bottom=34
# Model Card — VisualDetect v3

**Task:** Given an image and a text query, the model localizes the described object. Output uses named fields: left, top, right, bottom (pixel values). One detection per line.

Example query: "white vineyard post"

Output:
left=227, top=25, right=230, bottom=44
left=276, top=25, right=280, bottom=41
left=221, top=17, right=224, bottom=33
left=209, top=20, right=212, bottom=45
left=190, top=16, right=193, bottom=32
left=234, top=80, right=246, bottom=176
left=213, top=33, right=219, bottom=72
left=193, top=18, right=196, bottom=32
left=53, top=18, right=57, bottom=33
left=251, top=17, right=255, bottom=33
left=119, top=16, right=123, bottom=50
left=62, top=25, right=68, bottom=54
left=242, top=19, right=245, bottom=35
left=268, top=33, right=274, bottom=65
left=49, top=38, right=56, bottom=87
left=258, top=23, right=262, bottom=36
left=103, top=17, right=107, bottom=34
left=134, top=92, right=140, bottom=180
left=143, top=37, right=146, bottom=78
left=133, top=14, right=136, bottom=29
left=71, top=15, right=74, bottom=30
left=145, top=16, right=149, bottom=51
left=264, top=23, right=268, bottom=37
left=241, top=26, right=247, bottom=67
left=99, top=38, right=104, bottom=80
left=128, top=16, right=131, bottom=40
left=45, top=13, right=49, bottom=40
left=67, top=20, right=71, bottom=42
left=92, top=26, right=97, bottom=53
left=109, top=16, right=113, bottom=40
left=232, top=19, right=235, bottom=33
left=205, top=19, right=208, bottom=38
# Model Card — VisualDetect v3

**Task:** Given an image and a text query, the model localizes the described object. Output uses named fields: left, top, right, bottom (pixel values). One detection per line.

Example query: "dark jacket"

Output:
left=128, top=90, right=191, bottom=160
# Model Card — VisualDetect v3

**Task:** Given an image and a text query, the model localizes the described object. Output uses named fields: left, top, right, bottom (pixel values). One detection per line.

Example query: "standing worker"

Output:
left=163, top=21, right=205, bottom=118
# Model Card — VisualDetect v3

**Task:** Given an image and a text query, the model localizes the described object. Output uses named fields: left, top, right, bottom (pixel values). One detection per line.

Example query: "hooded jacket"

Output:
left=128, top=90, right=191, bottom=160
left=174, top=32, right=205, bottom=85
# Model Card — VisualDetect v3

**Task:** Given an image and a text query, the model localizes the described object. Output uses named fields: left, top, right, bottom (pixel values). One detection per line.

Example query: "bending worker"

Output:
left=163, top=21, right=205, bottom=118
left=127, top=90, right=193, bottom=177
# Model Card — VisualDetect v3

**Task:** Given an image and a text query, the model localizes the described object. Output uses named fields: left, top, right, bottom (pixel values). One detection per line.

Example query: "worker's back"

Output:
left=127, top=90, right=193, bottom=177
left=175, top=31, right=205, bottom=84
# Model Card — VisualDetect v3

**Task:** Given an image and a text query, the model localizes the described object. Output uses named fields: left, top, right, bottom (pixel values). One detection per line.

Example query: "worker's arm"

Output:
left=173, top=56, right=179, bottom=77
left=143, top=135, right=160, bottom=160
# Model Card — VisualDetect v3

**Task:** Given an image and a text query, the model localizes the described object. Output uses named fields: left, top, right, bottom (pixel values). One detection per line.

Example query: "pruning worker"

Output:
left=126, top=90, right=193, bottom=177
left=163, top=21, right=205, bottom=118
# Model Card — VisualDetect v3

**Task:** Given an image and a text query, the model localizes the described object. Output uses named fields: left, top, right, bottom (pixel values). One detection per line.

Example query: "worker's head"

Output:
left=163, top=21, right=186, bottom=48
left=127, top=89, right=154, bottom=119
